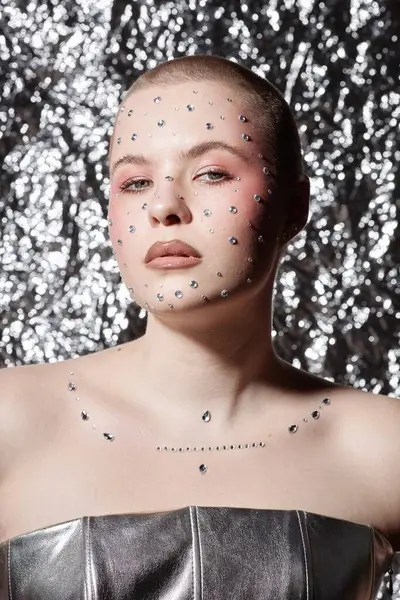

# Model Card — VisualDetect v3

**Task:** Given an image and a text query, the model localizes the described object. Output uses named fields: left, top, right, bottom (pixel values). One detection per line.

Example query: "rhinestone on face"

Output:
left=142, top=203, right=147, bottom=210
left=117, top=239, right=122, bottom=246
left=209, top=229, right=214, bottom=233
left=199, top=464, right=207, bottom=474
left=156, top=294, right=164, bottom=301
left=154, top=96, right=161, bottom=103
left=175, top=290, right=183, bottom=298
left=254, top=194, right=261, bottom=202
left=242, top=133, right=251, bottom=141
left=221, top=290, right=229, bottom=297
left=68, top=382, right=76, bottom=391
left=128, top=225, right=136, bottom=233
left=323, top=397, right=331, bottom=405
left=312, top=410, right=320, bottom=419
left=189, top=280, right=198, bottom=288
left=81, top=410, right=89, bottom=420
left=208, top=101, right=213, bottom=105
left=157, top=120, right=165, bottom=127
left=202, top=410, right=211, bottom=422
left=128, top=109, right=133, bottom=116
left=220, top=115, right=225, bottom=120
left=205, top=122, right=214, bottom=129
left=288, top=424, right=298, bottom=433
left=131, top=133, right=137, bottom=141
left=258, top=235, right=264, bottom=243
left=239, top=114, right=247, bottom=122
left=216, top=272, right=222, bottom=276
left=117, top=137, right=121, bottom=144
left=229, top=236, right=238, bottom=245
left=186, top=104, right=194, bottom=111
left=203, top=209, right=212, bottom=216
left=263, top=166, right=269, bottom=175
left=103, top=433, right=115, bottom=441
left=229, top=206, right=237, bottom=213
left=165, top=175, right=173, bottom=181
left=227, top=98, right=232, bottom=102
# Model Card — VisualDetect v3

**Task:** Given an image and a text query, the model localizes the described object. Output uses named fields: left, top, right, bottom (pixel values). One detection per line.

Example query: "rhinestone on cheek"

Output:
left=158, top=120, right=166, bottom=127
left=189, top=280, right=198, bottom=288
left=186, top=104, right=195, bottom=111
left=157, top=294, right=164, bottom=301
left=154, top=96, right=161, bottom=102
left=203, top=209, right=212, bottom=216
left=205, top=123, right=214, bottom=129
left=175, top=290, right=183, bottom=298
left=202, top=411, right=211, bottom=422
left=242, top=133, right=251, bottom=141
left=128, top=225, right=136, bottom=233
left=221, top=290, right=229, bottom=297
left=254, top=194, right=261, bottom=202
left=131, top=133, right=137, bottom=140
left=239, top=114, right=247, bottom=122
left=128, top=109, right=133, bottom=116
left=229, top=236, right=238, bottom=245
left=229, top=206, right=237, bottom=213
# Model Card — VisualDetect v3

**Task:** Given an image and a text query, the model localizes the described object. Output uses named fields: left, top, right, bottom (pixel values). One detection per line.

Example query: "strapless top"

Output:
left=0, top=506, right=394, bottom=599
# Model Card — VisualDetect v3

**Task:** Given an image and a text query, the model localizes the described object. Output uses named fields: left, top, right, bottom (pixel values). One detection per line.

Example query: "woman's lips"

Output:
left=145, top=256, right=202, bottom=269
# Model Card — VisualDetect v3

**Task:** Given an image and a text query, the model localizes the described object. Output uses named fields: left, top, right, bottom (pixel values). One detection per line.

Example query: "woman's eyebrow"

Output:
left=111, top=140, right=250, bottom=175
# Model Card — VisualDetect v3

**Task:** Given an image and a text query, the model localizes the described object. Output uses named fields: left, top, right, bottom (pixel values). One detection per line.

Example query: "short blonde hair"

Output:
left=110, top=55, right=304, bottom=194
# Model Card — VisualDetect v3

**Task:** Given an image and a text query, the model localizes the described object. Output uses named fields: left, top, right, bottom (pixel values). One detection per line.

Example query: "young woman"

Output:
left=0, top=55, right=398, bottom=599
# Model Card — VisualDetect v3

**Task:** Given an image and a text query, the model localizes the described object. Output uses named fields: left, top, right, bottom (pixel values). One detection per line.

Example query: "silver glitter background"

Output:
left=0, top=0, right=399, bottom=592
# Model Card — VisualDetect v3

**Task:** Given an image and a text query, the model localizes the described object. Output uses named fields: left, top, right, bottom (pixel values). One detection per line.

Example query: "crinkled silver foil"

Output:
left=0, top=0, right=399, bottom=596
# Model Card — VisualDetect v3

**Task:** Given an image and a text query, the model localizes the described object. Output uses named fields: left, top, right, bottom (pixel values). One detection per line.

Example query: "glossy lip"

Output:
left=146, top=256, right=202, bottom=269
left=144, top=239, right=202, bottom=264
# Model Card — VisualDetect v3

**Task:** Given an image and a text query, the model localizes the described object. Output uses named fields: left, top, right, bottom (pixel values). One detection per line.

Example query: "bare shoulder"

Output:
left=335, top=386, right=400, bottom=549
left=0, top=361, right=68, bottom=478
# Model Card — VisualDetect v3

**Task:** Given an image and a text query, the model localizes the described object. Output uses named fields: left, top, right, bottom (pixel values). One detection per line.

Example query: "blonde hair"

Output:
left=110, top=55, right=304, bottom=192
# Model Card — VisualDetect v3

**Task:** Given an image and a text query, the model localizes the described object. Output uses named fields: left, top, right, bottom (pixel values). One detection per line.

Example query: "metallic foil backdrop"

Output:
left=0, top=0, right=399, bottom=596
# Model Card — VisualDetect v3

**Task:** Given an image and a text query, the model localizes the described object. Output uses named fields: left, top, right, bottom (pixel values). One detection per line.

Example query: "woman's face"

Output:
left=108, top=80, right=285, bottom=314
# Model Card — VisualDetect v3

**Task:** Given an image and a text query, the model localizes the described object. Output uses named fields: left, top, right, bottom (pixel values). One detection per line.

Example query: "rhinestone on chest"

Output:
left=67, top=369, right=331, bottom=474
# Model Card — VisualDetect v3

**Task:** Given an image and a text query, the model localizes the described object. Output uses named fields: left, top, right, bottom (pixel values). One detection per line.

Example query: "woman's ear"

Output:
left=279, top=173, right=310, bottom=246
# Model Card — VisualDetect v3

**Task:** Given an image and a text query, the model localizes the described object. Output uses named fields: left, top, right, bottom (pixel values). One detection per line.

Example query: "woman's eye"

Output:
left=118, top=170, right=232, bottom=195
